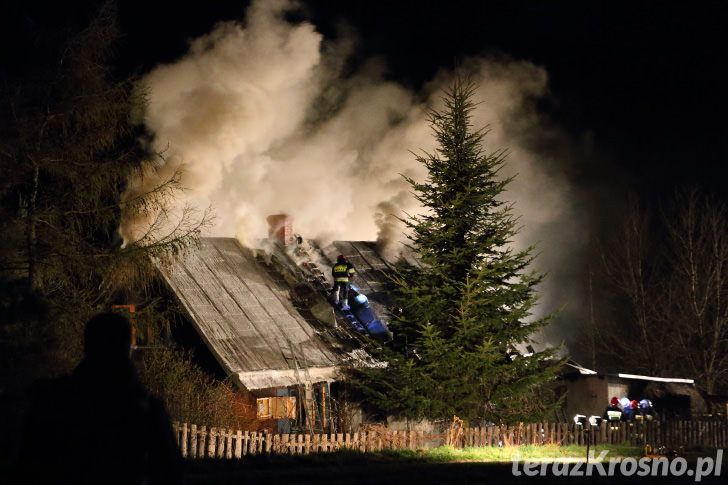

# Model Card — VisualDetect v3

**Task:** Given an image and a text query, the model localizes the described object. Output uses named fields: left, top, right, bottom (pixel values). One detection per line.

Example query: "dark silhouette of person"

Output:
left=13, top=312, right=184, bottom=484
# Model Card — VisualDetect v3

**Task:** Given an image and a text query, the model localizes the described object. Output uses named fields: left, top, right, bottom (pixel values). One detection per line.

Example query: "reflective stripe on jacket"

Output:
left=606, top=410, right=622, bottom=421
left=332, top=262, right=355, bottom=282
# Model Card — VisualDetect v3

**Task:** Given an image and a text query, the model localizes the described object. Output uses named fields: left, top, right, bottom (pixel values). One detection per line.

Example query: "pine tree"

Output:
left=349, top=79, right=562, bottom=424
left=0, top=5, right=219, bottom=452
left=0, top=3, right=209, bottom=379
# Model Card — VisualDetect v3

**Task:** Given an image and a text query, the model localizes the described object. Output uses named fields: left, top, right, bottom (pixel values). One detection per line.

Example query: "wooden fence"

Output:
left=172, top=423, right=422, bottom=459
left=452, top=420, right=728, bottom=449
left=172, top=420, right=728, bottom=459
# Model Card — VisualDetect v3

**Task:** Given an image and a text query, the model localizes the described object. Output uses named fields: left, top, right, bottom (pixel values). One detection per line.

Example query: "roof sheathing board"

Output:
left=156, top=237, right=341, bottom=389
left=324, top=241, right=397, bottom=318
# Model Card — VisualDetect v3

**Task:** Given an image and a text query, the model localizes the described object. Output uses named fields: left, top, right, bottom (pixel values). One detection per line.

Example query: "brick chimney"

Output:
left=266, top=214, right=295, bottom=245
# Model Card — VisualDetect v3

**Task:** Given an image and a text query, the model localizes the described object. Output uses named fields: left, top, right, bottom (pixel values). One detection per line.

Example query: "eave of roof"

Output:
left=616, top=373, right=695, bottom=385
left=156, top=237, right=343, bottom=390
left=236, top=366, right=340, bottom=390
left=564, top=361, right=694, bottom=384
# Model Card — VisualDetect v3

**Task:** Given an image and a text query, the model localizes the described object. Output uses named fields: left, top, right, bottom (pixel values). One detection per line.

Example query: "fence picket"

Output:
left=190, top=424, right=197, bottom=459
left=197, top=426, right=206, bottom=458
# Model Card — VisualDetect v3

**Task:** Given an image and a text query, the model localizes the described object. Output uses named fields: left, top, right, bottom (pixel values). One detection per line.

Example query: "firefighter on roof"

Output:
left=332, top=254, right=356, bottom=310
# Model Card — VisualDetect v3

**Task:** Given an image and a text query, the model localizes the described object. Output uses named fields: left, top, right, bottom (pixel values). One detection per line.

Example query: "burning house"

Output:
left=153, top=215, right=397, bottom=432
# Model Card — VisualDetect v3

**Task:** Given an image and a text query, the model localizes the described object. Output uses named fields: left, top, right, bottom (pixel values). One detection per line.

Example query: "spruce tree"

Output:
left=0, top=3, right=209, bottom=387
left=350, top=79, right=562, bottom=424
left=0, top=5, right=220, bottom=450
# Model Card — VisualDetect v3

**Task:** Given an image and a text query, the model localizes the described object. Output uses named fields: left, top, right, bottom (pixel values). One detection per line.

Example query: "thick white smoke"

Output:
left=124, top=0, right=585, bottom=344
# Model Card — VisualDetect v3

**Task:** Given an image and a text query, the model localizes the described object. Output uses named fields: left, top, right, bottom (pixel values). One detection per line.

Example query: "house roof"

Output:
left=155, top=237, right=343, bottom=390
left=323, top=241, right=398, bottom=320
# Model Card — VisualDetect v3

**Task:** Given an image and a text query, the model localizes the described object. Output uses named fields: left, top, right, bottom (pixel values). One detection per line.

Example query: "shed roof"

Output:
left=563, top=361, right=695, bottom=385
left=156, top=237, right=343, bottom=390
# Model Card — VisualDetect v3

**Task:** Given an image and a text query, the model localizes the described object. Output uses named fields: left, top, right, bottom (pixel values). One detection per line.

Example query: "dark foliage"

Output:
left=346, top=79, right=563, bottom=424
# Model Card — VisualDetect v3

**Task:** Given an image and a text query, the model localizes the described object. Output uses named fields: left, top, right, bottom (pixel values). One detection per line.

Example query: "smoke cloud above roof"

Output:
left=122, top=0, right=585, bottom=344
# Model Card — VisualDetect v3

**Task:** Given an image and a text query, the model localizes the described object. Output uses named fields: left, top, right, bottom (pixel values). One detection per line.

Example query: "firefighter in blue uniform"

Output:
left=332, top=254, right=356, bottom=310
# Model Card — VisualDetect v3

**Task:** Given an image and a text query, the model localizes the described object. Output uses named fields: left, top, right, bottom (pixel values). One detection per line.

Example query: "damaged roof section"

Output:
left=156, top=237, right=343, bottom=390
left=323, top=241, right=398, bottom=321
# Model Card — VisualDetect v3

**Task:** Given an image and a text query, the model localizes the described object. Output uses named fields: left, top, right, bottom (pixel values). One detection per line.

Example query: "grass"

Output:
left=400, top=443, right=645, bottom=463
left=183, top=444, right=727, bottom=483
left=188, top=442, right=647, bottom=470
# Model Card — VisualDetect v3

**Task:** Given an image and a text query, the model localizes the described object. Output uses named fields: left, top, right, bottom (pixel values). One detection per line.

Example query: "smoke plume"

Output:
left=123, top=0, right=585, bottom=345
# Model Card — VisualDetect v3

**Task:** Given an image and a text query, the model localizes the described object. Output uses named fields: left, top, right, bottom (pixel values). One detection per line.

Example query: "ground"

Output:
left=184, top=451, right=727, bottom=484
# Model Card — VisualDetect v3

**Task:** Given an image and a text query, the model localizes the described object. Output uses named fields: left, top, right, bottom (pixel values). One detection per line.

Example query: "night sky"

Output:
left=113, top=0, right=728, bottom=200
left=5, top=1, right=724, bottom=204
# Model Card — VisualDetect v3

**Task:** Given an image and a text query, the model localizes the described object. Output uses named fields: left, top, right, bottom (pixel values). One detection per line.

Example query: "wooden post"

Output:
left=190, top=424, right=198, bottom=459
left=335, top=433, right=343, bottom=451
left=208, top=427, right=216, bottom=458
left=225, top=428, right=232, bottom=459
left=217, top=429, right=225, bottom=458
left=179, top=423, right=188, bottom=458
left=353, top=432, right=362, bottom=452
left=678, top=421, right=684, bottom=447
left=310, top=434, right=318, bottom=453
left=218, top=429, right=226, bottom=458
left=717, top=421, right=722, bottom=448
left=234, top=430, right=242, bottom=459
left=197, top=426, right=206, bottom=458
